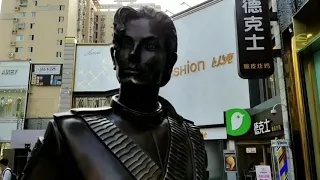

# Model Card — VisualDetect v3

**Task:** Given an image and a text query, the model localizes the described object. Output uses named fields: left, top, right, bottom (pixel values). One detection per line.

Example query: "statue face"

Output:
left=114, top=18, right=168, bottom=85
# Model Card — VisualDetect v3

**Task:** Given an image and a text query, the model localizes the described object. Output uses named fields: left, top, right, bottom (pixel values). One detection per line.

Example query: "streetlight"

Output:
left=271, top=103, right=295, bottom=180
left=164, top=10, right=174, bottom=15
left=181, top=2, right=191, bottom=8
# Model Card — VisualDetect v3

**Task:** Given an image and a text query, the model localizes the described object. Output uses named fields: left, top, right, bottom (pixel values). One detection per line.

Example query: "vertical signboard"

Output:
left=235, top=0, right=273, bottom=79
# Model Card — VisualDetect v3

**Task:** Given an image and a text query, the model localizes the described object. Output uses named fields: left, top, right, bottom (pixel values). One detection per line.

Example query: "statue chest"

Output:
left=81, top=114, right=206, bottom=180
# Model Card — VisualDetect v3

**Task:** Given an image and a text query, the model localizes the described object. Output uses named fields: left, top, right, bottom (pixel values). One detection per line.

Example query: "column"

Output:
left=58, top=37, right=77, bottom=112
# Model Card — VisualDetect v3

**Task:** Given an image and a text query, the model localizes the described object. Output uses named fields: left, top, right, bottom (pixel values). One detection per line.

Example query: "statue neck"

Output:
left=118, top=84, right=160, bottom=113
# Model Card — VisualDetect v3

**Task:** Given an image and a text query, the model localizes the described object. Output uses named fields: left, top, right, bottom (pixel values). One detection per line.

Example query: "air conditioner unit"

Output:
left=13, top=18, right=19, bottom=22
left=8, top=52, right=15, bottom=58
left=19, top=2, right=27, bottom=7
left=15, top=7, right=20, bottom=11
left=10, top=41, right=16, bottom=46
left=12, top=30, right=17, bottom=34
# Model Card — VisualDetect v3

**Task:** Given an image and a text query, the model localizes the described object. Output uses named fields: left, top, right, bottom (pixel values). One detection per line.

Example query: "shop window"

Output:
left=302, top=50, right=320, bottom=177
left=0, top=143, right=10, bottom=159
left=0, top=90, right=27, bottom=118
left=260, top=61, right=278, bottom=102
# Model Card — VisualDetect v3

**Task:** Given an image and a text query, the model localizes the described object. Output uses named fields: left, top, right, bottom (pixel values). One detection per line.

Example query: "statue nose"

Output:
left=129, top=44, right=139, bottom=62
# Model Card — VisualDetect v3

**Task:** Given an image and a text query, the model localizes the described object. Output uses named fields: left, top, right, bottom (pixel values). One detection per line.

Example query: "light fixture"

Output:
left=307, top=34, right=312, bottom=38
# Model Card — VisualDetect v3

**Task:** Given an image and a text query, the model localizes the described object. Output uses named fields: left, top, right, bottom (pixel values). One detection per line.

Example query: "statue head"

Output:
left=111, top=6, right=177, bottom=87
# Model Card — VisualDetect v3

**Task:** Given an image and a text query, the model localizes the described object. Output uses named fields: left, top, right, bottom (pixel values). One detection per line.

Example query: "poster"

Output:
left=223, top=150, right=237, bottom=172
left=255, top=165, right=272, bottom=180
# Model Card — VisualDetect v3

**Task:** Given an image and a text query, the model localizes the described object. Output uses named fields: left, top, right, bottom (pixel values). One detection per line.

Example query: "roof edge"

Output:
left=171, top=0, right=224, bottom=21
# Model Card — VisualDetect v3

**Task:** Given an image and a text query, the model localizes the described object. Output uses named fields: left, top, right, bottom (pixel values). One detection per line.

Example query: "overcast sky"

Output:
left=0, top=0, right=204, bottom=14
left=100, top=0, right=205, bottom=14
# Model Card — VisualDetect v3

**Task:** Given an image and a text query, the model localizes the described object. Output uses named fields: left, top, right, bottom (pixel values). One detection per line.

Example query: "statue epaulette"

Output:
left=53, top=107, right=113, bottom=119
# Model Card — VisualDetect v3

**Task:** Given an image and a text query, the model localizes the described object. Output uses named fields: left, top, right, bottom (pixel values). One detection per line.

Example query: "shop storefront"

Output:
left=226, top=106, right=284, bottom=180
left=0, top=60, right=30, bottom=162
left=291, top=0, right=320, bottom=179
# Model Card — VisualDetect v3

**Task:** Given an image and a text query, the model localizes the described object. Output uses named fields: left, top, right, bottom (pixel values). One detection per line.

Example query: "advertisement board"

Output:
left=30, top=64, right=62, bottom=86
left=160, top=0, right=250, bottom=126
left=235, top=0, right=273, bottom=78
left=74, top=44, right=119, bottom=92
left=0, top=61, right=30, bottom=89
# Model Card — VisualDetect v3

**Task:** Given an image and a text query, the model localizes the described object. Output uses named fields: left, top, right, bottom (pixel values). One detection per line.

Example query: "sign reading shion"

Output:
left=235, top=0, right=274, bottom=79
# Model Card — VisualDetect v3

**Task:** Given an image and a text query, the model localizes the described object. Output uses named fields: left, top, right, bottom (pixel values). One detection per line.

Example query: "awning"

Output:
left=10, top=130, right=45, bottom=149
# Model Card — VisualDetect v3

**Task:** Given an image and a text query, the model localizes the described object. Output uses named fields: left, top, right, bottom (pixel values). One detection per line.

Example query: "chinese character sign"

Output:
left=255, top=165, right=272, bottom=180
left=235, top=0, right=274, bottom=79
left=254, top=119, right=271, bottom=135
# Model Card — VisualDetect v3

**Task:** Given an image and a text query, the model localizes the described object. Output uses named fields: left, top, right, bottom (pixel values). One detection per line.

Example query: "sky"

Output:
left=99, top=0, right=205, bottom=14
left=0, top=0, right=204, bottom=14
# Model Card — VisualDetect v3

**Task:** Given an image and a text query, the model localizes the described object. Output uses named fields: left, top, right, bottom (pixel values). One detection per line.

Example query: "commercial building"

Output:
left=0, top=0, right=99, bottom=172
left=223, top=0, right=294, bottom=179
left=93, top=0, right=161, bottom=44
left=0, top=61, right=30, bottom=160
left=277, top=0, right=320, bottom=179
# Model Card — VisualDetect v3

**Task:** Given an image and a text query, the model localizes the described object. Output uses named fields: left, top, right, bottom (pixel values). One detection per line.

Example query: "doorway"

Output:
left=236, top=142, right=273, bottom=180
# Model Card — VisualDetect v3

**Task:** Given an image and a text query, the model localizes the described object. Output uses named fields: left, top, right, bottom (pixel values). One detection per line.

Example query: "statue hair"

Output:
left=112, top=6, right=178, bottom=58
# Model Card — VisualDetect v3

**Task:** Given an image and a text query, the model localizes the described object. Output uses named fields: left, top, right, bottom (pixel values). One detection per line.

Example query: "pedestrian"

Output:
left=0, top=159, right=11, bottom=180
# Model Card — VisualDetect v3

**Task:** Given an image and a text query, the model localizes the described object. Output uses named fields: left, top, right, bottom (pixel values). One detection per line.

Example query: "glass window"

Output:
left=19, top=12, right=26, bottom=17
left=0, top=90, right=27, bottom=118
left=57, top=40, right=62, bottom=45
left=15, top=47, right=23, bottom=53
left=30, top=23, right=35, bottom=29
left=28, top=47, right=33, bottom=52
left=58, top=28, right=63, bottom=34
left=16, top=35, right=24, bottom=41
left=60, top=5, right=65, bottom=11
left=30, top=35, right=34, bottom=40
left=303, top=50, right=320, bottom=178
left=33, top=0, right=37, bottom=6
left=56, top=52, right=62, bottom=57
left=31, top=12, right=36, bottom=17
left=59, top=16, right=64, bottom=22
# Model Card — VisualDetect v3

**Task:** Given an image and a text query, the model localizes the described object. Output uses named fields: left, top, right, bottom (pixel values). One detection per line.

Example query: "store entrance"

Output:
left=236, top=142, right=273, bottom=180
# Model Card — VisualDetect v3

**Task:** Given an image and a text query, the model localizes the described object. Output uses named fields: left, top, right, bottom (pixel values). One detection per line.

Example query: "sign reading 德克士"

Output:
left=235, top=0, right=274, bottom=79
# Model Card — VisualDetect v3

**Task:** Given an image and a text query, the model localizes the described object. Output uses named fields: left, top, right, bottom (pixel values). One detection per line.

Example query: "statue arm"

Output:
left=19, top=120, right=63, bottom=180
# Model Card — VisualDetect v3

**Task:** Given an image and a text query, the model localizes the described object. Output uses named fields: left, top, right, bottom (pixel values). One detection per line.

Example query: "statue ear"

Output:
left=160, top=53, right=177, bottom=87
left=110, top=47, right=116, bottom=70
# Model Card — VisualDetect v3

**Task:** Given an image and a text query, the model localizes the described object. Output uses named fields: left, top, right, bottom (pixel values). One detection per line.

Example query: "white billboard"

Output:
left=0, top=61, right=30, bottom=89
left=160, top=0, right=250, bottom=126
left=74, top=44, right=119, bottom=92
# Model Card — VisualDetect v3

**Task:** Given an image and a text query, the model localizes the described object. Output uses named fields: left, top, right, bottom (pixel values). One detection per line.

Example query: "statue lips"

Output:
left=123, top=67, right=144, bottom=75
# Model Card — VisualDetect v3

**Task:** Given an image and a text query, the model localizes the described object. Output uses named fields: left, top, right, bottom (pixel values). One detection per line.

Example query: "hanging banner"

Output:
left=235, top=0, right=274, bottom=79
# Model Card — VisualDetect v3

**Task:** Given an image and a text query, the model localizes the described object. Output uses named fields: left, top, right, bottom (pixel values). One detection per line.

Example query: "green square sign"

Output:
left=226, top=108, right=251, bottom=136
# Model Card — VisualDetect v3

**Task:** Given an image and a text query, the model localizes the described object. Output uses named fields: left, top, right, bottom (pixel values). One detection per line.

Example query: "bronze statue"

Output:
left=19, top=6, right=208, bottom=180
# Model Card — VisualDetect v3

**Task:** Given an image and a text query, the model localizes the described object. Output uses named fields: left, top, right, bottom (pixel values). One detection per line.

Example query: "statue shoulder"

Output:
left=53, top=106, right=113, bottom=120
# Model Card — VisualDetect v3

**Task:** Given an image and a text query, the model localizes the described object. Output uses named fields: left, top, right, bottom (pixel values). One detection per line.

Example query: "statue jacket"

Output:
left=19, top=96, right=208, bottom=180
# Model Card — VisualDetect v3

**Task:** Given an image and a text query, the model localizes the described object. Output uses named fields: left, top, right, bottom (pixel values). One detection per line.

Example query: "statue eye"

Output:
left=146, top=43, right=157, bottom=50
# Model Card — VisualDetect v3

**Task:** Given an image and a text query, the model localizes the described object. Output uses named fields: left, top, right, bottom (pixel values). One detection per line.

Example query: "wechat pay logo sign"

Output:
left=226, top=108, right=251, bottom=136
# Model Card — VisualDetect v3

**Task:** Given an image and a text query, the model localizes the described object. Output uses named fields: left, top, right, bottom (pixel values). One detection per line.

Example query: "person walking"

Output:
left=0, top=159, right=11, bottom=180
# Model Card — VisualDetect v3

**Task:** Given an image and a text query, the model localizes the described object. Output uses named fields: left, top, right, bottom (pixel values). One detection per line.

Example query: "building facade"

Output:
left=0, top=60, right=30, bottom=160
left=0, top=0, right=99, bottom=131
left=277, top=0, right=320, bottom=179
left=93, top=0, right=161, bottom=44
